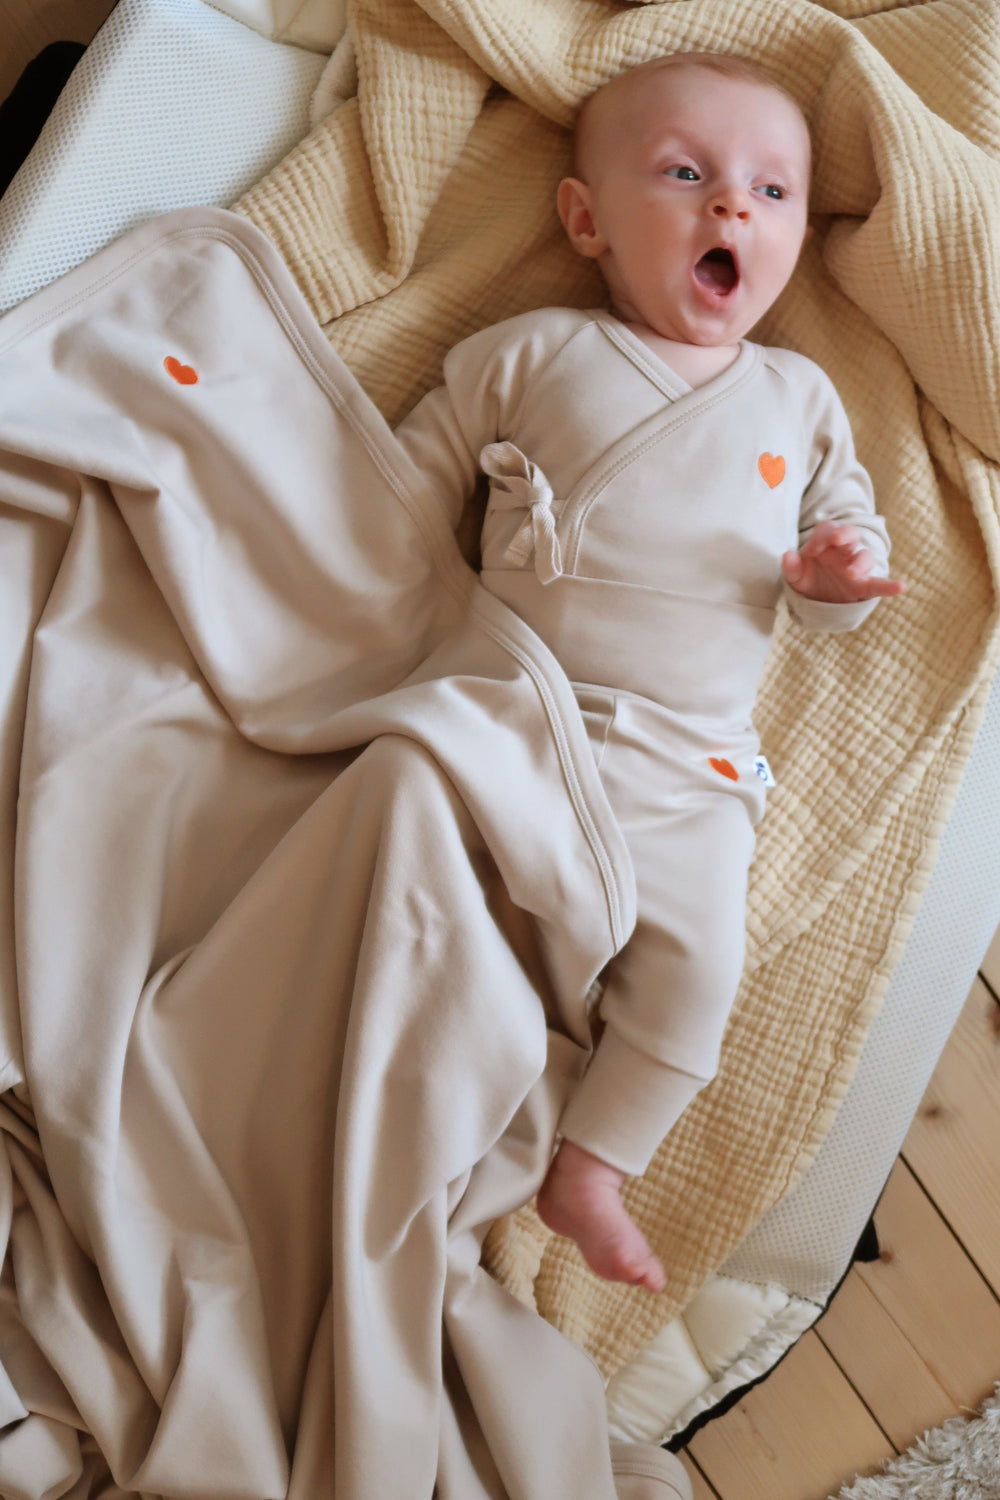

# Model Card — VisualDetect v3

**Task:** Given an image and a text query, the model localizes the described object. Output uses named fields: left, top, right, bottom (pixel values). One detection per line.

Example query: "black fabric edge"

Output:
left=664, top=1196, right=884, bottom=1453
left=0, top=42, right=86, bottom=200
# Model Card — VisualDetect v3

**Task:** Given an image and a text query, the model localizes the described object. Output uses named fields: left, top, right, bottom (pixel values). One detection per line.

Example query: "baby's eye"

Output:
left=665, top=165, right=700, bottom=181
left=756, top=183, right=785, bottom=200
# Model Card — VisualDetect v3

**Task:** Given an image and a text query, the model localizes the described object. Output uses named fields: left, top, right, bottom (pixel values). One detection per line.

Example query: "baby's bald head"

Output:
left=573, top=53, right=811, bottom=190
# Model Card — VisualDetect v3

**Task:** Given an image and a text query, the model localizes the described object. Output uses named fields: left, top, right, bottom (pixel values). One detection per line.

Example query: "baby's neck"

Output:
left=622, top=323, right=742, bottom=389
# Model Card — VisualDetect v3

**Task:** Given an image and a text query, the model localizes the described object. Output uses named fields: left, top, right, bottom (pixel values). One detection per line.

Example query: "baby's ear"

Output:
left=557, top=178, right=607, bottom=259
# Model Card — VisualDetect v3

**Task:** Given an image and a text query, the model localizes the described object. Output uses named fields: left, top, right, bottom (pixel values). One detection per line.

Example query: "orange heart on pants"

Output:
left=709, top=757, right=739, bottom=782
left=164, top=356, right=198, bottom=385
left=758, top=452, right=785, bottom=488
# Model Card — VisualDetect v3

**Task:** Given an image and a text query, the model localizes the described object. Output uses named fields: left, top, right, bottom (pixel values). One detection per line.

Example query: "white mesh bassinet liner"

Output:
left=0, top=0, right=326, bottom=314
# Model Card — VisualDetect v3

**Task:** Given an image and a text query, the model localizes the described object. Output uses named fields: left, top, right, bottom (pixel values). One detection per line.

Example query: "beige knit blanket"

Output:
left=236, top=0, right=1000, bottom=1378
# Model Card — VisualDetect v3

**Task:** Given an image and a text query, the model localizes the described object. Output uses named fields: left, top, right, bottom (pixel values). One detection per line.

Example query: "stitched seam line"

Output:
left=595, top=315, right=691, bottom=401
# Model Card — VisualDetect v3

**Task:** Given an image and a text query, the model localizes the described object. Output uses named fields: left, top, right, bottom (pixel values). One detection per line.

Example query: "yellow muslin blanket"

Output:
left=235, top=0, right=1000, bottom=1377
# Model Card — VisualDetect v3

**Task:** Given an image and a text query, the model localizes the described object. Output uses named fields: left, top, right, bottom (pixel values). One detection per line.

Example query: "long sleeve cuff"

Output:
left=556, top=1027, right=711, bottom=1177
left=782, top=580, right=881, bottom=634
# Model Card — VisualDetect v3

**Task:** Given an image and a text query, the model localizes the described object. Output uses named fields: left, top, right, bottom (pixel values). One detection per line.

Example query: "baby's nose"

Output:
left=712, top=195, right=750, bottom=221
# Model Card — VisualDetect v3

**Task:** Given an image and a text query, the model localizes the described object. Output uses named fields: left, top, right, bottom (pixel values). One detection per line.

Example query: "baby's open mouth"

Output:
left=693, top=247, right=739, bottom=295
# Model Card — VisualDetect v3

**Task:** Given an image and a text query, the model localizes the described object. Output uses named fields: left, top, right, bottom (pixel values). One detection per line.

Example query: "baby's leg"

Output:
left=542, top=690, right=763, bottom=1292
left=539, top=785, right=755, bottom=1294
left=536, top=1139, right=666, bottom=1294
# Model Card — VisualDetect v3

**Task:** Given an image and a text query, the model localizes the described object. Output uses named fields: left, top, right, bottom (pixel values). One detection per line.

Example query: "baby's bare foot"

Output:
left=536, top=1140, right=666, bottom=1293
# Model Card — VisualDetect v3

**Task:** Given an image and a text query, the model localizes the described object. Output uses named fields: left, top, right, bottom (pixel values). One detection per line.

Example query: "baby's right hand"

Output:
left=782, top=522, right=906, bottom=604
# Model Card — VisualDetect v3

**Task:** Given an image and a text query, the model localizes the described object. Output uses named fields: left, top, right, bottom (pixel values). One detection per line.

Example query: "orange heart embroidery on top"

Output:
left=709, top=757, right=739, bottom=782
left=164, top=356, right=198, bottom=385
left=758, top=452, right=785, bottom=489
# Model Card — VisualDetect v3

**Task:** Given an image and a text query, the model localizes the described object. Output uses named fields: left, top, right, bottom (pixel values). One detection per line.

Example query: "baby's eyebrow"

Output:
left=754, top=149, right=806, bottom=178
left=644, top=123, right=703, bottom=152
left=646, top=127, right=806, bottom=182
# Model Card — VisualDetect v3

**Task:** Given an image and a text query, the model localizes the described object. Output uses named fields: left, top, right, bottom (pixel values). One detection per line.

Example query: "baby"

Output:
left=396, top=53, right=905, bottom=1294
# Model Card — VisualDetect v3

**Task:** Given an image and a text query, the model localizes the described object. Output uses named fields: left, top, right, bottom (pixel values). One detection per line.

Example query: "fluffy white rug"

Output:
left=837, top=1384, right=1000, bottom=1499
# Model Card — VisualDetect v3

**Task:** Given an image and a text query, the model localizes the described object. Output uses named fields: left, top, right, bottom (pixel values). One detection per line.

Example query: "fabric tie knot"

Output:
left=480, top=441, right=563, bottom=584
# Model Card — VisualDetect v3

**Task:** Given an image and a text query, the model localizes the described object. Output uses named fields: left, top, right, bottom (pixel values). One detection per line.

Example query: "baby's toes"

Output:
left=636, top=1257, right=666, bottom=1295
left=611, top=1239, right=664, bottom=1293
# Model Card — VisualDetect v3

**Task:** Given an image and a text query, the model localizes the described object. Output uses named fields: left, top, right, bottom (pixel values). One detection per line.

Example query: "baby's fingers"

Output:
left=800, top=521, right=860, bottom=557
left=855, top=575, right=907, bottom=599
left=841, top=549, right=907, bottom=595
left=842, top=549, right=877, bottom=582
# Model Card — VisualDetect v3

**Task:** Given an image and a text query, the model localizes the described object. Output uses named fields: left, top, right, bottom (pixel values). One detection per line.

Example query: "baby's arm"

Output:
left=395, top=381, right=485, bottom=535
left=393, top=312, right=557, bottom=533
left=782, top=366, right=905, bottom=631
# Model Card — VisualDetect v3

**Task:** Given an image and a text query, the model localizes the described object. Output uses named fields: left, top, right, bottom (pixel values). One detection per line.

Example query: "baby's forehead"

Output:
left=575, top=62, right=810, bottom=178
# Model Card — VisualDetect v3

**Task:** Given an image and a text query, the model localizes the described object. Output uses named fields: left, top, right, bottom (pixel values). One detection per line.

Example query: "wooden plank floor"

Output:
left=679, top=938, right=1000, bottom=1499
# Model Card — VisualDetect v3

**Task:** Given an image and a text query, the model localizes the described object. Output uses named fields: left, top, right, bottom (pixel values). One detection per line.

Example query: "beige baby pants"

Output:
left=556, top=684, right=767, bottom=1177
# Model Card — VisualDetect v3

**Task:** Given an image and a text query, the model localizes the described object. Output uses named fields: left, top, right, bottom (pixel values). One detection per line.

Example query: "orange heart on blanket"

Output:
left=164, top=356, right=199, bottom=385
left=709, top=757, right=739, bottom=782
left=758, top=452, right=785, bottom=488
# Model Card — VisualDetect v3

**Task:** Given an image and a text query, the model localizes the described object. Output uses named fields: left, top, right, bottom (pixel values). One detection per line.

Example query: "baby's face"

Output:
left=563, top=67, right=811, bottom=346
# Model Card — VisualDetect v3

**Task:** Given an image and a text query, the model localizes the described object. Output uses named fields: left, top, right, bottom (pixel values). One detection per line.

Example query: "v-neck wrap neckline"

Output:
left=591, top=310, right=761, bottom=409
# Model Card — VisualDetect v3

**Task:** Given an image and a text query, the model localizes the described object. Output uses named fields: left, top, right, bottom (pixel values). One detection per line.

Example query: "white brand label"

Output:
left=753, top=754, right=776, bottom=788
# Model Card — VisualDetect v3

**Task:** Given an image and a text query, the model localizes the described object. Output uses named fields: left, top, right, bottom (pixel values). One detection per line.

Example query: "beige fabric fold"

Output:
left=235, top=0, right=1000, bottom=1377
left=0, top=210, right=641, bottom=1498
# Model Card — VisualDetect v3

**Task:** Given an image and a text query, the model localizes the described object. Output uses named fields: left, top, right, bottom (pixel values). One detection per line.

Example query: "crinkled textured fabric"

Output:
left=234, top=0, right=1000, bottom=1378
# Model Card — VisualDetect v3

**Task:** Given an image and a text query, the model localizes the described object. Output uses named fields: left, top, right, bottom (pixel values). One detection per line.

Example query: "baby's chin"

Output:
left=607, top=293, right=753, bottom=348
left=639, top=318, right=749, bottom=349
left=675, top=329, right=747, bottom=347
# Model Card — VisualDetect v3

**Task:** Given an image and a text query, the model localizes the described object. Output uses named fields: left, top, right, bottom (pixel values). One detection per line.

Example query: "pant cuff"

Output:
left=556, top=1027, right=710, bottom=1176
